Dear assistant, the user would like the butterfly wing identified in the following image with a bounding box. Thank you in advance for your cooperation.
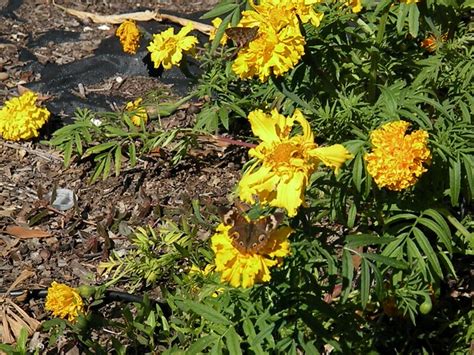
[220,208,283,254]
[225,26,259,48]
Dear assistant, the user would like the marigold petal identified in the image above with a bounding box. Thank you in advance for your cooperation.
[310,144,353,174]
[273,171,306,216]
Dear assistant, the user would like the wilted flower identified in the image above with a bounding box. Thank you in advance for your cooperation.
[365,120,431,191]
[125,98,148,126]
[45,282,84,322]
[238,109,353,217]
[0,91,50,141]
[116,20,141,54]
[147,23,198,70]
[211,223,292,288]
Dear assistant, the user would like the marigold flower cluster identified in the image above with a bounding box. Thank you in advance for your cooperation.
[365,120,431,191]
[0,91,50,141]
[116,20,141,55]
[211,223,292,288]
[147,23,198,70]
[45,282,84,322]
[232,0,323,82]
[125,98,148,126]
[210,109,352,288]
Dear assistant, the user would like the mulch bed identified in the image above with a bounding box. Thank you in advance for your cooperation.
[1,0,241,303]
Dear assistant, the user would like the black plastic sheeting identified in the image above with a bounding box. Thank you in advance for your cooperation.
[2,0,206,116]
[0,0,22,19]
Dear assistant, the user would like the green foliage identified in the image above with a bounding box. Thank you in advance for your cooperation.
[99,221,195,291]
[0,328,32,355]
[39,0,473,353]
[47,96,197,183]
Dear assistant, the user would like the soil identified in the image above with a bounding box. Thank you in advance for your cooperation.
[0,0,244,341]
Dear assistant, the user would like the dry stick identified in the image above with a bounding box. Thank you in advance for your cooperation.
[51,0,213,35]
[1,142,63,162]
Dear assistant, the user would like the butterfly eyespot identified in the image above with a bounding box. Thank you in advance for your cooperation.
[258,234,266,242]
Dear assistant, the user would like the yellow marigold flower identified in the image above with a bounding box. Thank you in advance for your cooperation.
[211,223,292,288]
[125,98,148,126]
[365,120,431,191]
[147,23,198,70]
[209,17,229,45]
[345,0,362,13]
[232,24,305,82]
[238,109,353,217]
[262,0,324,27]
[116,20,141,55]
[0,91,50,141]
[231,1,310,82]
[45,282,84,322]
[240,2,298,32]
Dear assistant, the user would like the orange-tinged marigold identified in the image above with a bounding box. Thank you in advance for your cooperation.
[0,91,50,141]
[45,281,84,322]
[365,120,431,191]
[116,20,141,54]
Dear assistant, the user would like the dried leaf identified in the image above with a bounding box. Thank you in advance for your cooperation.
[0,300,41,344]
[5,225,52,239]
[6,269,35,295]
[1,307,15,344]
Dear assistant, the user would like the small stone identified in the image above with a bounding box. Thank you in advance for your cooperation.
[0,72,8,81]
[57,259,68,267]
[39,249,51,261]
[30,251,43,265]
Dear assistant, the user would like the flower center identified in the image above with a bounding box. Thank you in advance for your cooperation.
[268,142,303,165]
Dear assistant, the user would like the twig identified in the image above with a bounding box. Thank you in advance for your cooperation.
[1,142,63,162]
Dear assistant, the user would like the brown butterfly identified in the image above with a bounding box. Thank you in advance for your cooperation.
[220,207,284,254]
[225,26,259,48]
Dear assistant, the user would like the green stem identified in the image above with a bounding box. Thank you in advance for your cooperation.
[368,9,390,103]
